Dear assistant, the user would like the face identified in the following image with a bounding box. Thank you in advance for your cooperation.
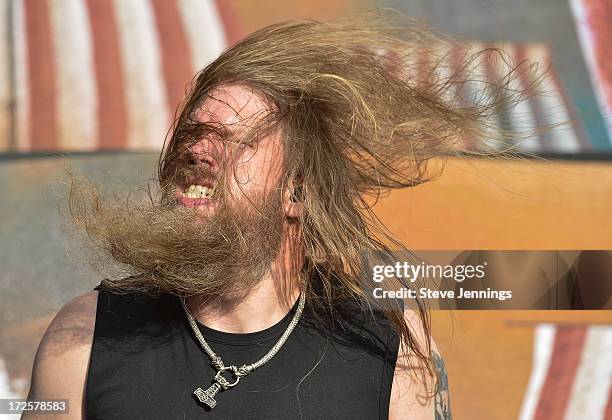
[169,83,285,217]
[68,83,295,297]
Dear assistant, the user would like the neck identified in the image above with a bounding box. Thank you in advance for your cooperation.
[186,221,303,334]
[186,274,301,334]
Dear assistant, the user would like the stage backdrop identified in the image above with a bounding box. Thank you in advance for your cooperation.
[0,1,611,419]
[0,0,610,154]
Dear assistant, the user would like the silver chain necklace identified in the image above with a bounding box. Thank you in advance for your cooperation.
[179,284,306,410]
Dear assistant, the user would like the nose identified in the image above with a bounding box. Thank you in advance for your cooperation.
[186,151,216,168]
[186,140,219,169]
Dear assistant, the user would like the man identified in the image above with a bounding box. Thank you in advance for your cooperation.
[25,12,518,419]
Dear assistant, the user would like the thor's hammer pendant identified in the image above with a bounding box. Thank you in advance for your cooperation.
[194,382,221,409]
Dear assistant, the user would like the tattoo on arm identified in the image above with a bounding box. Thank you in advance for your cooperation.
[433,352,452,420]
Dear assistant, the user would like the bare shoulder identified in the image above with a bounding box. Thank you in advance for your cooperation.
[24,290,99,419]
[388,307,452,420]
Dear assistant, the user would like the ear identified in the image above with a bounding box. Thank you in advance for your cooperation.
[284,183,303,219]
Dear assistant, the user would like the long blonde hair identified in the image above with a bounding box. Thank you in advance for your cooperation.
[156,10,538,392]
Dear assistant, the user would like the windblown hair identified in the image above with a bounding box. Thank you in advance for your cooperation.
[158,11,539,390]
[75,11,542,398]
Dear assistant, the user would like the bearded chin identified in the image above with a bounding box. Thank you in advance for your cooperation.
[70,180,285,298]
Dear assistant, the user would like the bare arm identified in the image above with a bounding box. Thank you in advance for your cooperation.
[388,308,452,420]
[23,291,98,420]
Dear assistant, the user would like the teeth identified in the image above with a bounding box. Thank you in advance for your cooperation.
[183,184,215,199]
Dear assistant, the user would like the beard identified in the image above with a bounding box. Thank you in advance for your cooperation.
[68,174,285,298]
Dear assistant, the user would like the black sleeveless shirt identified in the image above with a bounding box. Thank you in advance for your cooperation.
[85,280,402,419]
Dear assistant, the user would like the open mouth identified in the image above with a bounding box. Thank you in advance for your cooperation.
[181,184,216,199]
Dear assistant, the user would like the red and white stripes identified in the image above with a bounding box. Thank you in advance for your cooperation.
[519,324,612,420]
[0,2,592,153]
[4,0,233,152]
[388,40,587,153]
[50,0,97,151]
[113,0,170,150]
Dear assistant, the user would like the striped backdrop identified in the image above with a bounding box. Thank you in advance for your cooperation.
[397,41,590,154]
[570,0,612,147]
[519,324,612,420]
[0,0,241,152]
[0,0,593,153]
